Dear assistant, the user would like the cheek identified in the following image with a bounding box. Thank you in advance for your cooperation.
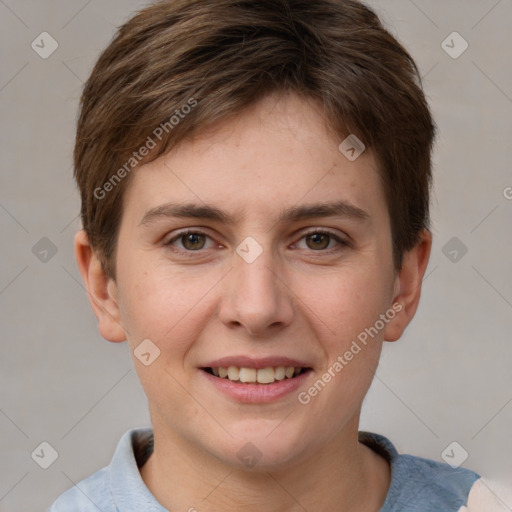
[295,269,388,416]
[298,265,391,349]
[117,258,220,354]
[117,262,219,406]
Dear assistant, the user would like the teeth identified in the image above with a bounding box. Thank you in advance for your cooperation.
[274,366,286,380]
[257,367,275,384]
[227,366,239,381]
[210,365,305,384]
[239,367,256,383]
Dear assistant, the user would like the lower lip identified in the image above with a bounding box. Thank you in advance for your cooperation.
[199,369,313,403]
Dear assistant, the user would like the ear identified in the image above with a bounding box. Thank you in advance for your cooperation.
[74,230,127,343]
[383,229,432,342]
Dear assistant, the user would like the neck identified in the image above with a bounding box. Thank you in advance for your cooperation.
[140,416,390,512]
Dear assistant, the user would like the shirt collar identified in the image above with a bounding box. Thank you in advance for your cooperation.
[109,428,401,511]
[109,428,167,511]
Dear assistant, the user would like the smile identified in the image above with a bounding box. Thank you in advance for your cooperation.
[202,366,310,384]
[199,364,313,403]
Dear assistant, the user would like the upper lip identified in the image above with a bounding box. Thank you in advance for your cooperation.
[202,356,313,370]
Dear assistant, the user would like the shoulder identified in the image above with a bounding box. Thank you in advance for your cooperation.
[360,432,481,512]
[46,466,114,512]
[389,452,480,509]
[46,428,155,512]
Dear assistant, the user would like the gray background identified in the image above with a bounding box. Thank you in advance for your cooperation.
[1,1,511,510]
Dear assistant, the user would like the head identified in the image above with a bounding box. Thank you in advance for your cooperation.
[75,0,434,470]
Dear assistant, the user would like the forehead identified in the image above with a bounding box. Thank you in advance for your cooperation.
[122,93,386,227]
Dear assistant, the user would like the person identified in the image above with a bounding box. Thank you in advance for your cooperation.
[47,0,506,510]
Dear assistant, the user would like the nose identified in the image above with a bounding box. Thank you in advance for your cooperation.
[218,243,294,336]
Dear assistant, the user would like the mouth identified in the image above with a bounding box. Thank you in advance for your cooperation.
[201,366,313,384]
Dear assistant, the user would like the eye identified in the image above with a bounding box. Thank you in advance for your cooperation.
[164,228,350,256]
[165,230,216,252]
[294,229,350,252]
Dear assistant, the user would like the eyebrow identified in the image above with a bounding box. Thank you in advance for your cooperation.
[138,200,370,227]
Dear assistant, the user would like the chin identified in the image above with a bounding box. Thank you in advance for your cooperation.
[211,421,314,471]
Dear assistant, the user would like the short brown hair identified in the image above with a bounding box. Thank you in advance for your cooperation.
[74,0,436,279]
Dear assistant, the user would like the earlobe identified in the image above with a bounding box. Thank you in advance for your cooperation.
[74,230,127,343]
[384,229,432,342]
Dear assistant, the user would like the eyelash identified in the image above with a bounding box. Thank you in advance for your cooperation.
[164,228,351,256]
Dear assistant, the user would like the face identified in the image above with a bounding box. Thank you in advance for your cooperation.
[95,93,410,470]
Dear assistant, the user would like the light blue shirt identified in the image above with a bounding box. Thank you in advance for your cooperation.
[47,428,481,511]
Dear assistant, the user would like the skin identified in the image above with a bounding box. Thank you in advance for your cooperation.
[75,92,431,512]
